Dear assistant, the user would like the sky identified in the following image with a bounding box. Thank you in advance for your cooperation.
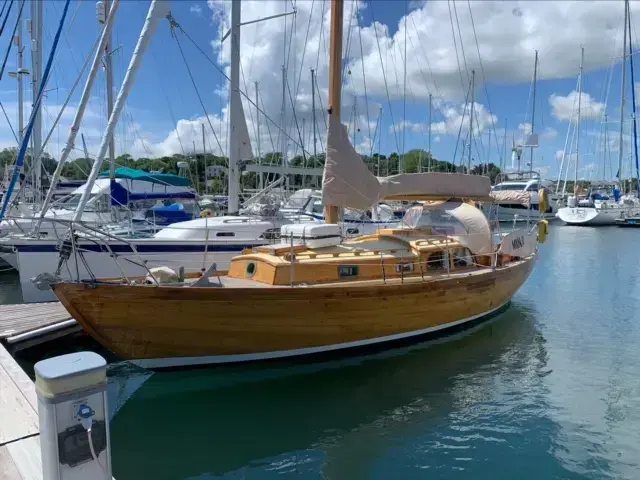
[1,0,640,182]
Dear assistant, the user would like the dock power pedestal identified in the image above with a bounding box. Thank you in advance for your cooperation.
[34,352,112,480]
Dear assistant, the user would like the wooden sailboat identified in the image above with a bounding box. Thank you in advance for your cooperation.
[50,0,543,369]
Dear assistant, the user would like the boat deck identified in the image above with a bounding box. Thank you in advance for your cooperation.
[0,303,79,350]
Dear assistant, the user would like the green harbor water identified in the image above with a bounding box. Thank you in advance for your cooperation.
[3,226,640,479]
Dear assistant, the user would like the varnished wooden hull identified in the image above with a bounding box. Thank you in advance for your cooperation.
[52,255,536,368]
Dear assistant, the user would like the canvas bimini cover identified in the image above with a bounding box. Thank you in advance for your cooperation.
[401,201,493,255]
[322,115,492,209]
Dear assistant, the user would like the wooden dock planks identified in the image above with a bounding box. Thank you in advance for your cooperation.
[0,343,42,480]
[0,302,74,340]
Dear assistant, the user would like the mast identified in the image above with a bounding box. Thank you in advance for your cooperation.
[627,0,640,194]
[501,118,507,172]
[428,92,432,172]
[227,0,241,213]
[530,50,538,175]
[324,0,344,224]
[202,123,207,192]
[575,46,584,189]
[104,0,116,181]
[11,8,27,143]
[604,113,609,179]
[379,107,383,176]
[30,0,43,203]
[34,0,120,233]
[73,0,170,221]
[468,69,475,172]
[255,80,262,189]
[311,69,317,174]
[619,0,628,188]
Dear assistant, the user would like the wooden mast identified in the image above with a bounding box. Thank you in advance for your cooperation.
[324,0,344,224]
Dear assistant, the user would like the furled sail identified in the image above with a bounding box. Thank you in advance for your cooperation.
[237,100,254,160]
[489,190,531,206]
[379,172,491,201]
[322,115,492,209]
[322,114,380,210]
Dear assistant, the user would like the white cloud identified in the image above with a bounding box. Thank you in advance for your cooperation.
[549,91,606,122]
[542,127,558,140]
[13,0,640,161]
[190,4,203,17]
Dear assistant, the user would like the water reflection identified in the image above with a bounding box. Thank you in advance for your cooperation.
[110,302,573,479]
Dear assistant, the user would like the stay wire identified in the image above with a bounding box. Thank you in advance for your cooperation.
[169,19,225,158]
[0,0,23,81]
[0,0,13,37]
[169,13,309,154]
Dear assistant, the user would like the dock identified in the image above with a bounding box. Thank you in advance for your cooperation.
[1,339,117,479]
[0,303,80,352]
[0,342,42,479]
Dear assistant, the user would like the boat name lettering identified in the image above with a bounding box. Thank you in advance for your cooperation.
[511,236,525,250]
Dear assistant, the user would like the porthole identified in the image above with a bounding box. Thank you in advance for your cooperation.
[246,262,257,277]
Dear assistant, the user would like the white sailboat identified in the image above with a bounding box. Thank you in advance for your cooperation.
[557,10,640,225]
[13,0,398,303]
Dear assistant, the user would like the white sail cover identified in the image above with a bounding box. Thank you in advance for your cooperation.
[322,115,491,209]
[379,173,491,200]
[446,202,493,255]
[322,115,380,210]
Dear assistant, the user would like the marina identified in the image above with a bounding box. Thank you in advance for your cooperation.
[2,0,640,478]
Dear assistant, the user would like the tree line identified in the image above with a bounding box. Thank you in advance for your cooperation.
[0,147,505,194]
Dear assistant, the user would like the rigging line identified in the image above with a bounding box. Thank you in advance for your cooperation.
[402,0,407,159]
[407,17,449,120]
[368,108,380,158]
[293,0,314,112]
[471,107,487,164]
[258,88,277,156]
[452,0,471,85]
[370,1,400,155]
[356,12,371,150]
[466,0,503,162]
[447,0,467,95]
[0,0,22,81]
[314,69,327,129]
[34,24,102,166]
[286,75,309,160]
[151,46,185,156]
[239,62,258,151]
[170,16,310,155]
[0,101,17,143]
[0,0,7,20]
[0,0,13,37]
[452,80,472,166]
[170,27,225,158]
[315,0,326,72]
[386,37,404,151]
[342,0,356,86]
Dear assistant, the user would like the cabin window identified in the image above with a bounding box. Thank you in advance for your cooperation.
[246,262,257,277]
[346,228,359,235]
[395,263,414,273]
[453,248,472,267]
[339,265,359,278]
[216,231,235,237]
[427,251,445,270]
[261,228,281,240]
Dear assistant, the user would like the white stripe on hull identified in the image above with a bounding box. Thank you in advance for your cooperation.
[131,302,510,369]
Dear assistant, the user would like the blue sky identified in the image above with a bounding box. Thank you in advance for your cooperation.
[0,0,637,182]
